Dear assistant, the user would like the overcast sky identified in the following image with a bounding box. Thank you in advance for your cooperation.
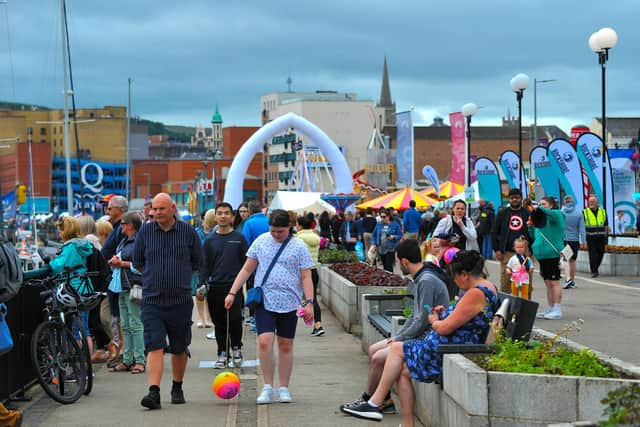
[1,0,637,134]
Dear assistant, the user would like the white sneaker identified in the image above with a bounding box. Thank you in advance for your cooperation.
[214,352,226,369]
[278,387,292,403]
[543,308,562,320]
[536,307,552,318]
[257,385,276,405]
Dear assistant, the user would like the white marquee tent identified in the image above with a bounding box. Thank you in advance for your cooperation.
[269,191,336,215]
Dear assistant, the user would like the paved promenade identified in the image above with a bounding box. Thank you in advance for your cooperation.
[14,262,640,426]
[17,304,414,427]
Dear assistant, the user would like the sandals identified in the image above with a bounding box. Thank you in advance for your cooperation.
[110,362,132,372]
[130,363,146,374]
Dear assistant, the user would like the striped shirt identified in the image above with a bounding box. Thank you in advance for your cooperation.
[133,219,201,306]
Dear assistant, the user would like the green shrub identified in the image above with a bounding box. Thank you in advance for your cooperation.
[600,384,640,426]
[319,248,359,264]
[484,339,614,377]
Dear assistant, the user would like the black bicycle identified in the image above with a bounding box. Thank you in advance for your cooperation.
[29,268,102,404]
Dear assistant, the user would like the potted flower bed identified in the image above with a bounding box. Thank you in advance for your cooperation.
[576,245,640,276]
[318,262,408,333]
[412,327,640,427]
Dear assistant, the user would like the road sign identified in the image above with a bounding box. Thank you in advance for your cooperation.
[19,197,51,214]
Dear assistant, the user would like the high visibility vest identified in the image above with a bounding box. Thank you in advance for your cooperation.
[583,208,606,227]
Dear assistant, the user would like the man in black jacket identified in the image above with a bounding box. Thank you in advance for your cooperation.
[475,200,495,260]
[491,188,532,295]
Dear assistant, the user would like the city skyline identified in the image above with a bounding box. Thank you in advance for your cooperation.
[0,0,637,134]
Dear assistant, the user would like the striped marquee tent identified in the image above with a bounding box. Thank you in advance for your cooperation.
[421,181,465,199]
[356,187,439,211]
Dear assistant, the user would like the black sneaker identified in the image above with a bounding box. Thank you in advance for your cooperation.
[381,398,397,414]
[311,327,325,337]
[591,272,599,278]
[341,400,383,421]
[171,388,186,404]
[563,279,576,289]
[141,390,161,410]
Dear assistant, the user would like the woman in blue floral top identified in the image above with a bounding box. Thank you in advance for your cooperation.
[341,250,499,426]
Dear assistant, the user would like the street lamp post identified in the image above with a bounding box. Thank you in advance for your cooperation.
[510,73,530,193]
[210,150,223,206]
[462,103,478,216]
[143,173,151,200]
[533,78,557,148]
[589,27,618,216]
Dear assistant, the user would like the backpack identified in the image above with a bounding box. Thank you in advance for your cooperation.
[0,240,23,303]
[85,245,111,293]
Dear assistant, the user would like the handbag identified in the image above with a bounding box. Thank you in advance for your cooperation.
[0,303,13,356]
[129,284,143,304]
[245,236,291,309]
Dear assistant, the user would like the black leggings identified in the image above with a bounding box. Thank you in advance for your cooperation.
[381,252,395,272]
[311,268,321,323]
[206,284,243,355]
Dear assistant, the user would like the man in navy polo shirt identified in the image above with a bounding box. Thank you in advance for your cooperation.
[134,193,202,410]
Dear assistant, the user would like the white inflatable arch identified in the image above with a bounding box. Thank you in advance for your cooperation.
[224,112,353,208]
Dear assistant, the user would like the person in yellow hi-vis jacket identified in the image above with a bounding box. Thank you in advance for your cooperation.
[582,196,608,278]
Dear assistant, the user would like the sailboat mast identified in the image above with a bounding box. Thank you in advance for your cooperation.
[61,0,72,214]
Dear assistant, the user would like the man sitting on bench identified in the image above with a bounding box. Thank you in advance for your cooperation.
[341,239,450,414]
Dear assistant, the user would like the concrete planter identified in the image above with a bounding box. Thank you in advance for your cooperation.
[412,329,640,427]
[576,250,640,276]
[318,265,402,333]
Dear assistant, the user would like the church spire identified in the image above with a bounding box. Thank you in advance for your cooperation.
[378,56,393,107]
[377,56,396,127]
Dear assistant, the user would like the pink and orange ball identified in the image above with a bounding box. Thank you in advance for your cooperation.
[213,371,240,399]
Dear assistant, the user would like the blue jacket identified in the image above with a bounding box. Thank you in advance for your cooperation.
[50,238,94,293]
[402,208,422,233]
[372,221,402,254]
[242,213,269,247]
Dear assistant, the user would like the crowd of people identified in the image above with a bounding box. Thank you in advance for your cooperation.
[32,188,636,424]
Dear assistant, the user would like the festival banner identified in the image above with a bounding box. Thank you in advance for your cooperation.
[575,132,615,222]
[473,157,502,212]
[547,139,585,212]
[499,150,528,198]
[449,112,465,185]
[395,111,413,186]
[530,146,561,201]
[607,148,638,231]
[422,165,440,197]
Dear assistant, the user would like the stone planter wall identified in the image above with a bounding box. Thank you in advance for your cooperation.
[576,250,640,276]
[410,330,640,427]
[318,265,402,333]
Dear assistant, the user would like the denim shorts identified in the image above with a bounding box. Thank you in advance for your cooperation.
[141,300,193,354]
[254,306,298,339]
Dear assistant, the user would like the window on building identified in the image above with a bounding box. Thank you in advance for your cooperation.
[40,127,46,136]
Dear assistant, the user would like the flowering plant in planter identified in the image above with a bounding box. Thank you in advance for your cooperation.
[330,262,409,287]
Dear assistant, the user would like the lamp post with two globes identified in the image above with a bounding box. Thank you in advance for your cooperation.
[510,73,530,194]
[589,27,618,216]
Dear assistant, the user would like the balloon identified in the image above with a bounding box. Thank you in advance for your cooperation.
[632,152,640,160]
[213,371,240,399]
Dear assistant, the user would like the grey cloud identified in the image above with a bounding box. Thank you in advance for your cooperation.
[0,0,637,132]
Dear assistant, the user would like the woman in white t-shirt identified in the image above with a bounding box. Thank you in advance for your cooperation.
[225,209,314,405]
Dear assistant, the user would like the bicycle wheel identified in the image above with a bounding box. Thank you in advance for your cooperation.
[31,320,87,404]
[71,316,93,395]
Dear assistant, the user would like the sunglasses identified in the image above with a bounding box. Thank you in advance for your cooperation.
[380,215,388,218]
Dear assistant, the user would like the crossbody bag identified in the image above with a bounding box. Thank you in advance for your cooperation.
[245,236,291,309]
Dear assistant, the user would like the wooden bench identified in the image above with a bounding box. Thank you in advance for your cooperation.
[438,291,538,355]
